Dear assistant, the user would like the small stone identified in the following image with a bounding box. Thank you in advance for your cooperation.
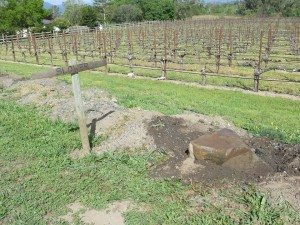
[288,157,300,172]
[127,72,135,78]
[157,76,166,80]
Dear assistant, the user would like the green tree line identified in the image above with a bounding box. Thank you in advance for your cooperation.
[237,0,300,17]
[0,0,299,34]
[0,0,48,34]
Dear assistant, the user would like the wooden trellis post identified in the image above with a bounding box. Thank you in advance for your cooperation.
[28,33,32,55]
[69,60,90,153]
[47,34,53,65]
[32,59,107,154]
[161,26,168,79]
[10,36,16,62]
[32,35,40,64]
[254,31,264,92]
[63,32,68,66]
[103,31,108,75]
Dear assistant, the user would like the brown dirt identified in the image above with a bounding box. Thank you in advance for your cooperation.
[247,137,300,175]
[147,116,300,184]
[60,201,132,225]
[260,175,300,211]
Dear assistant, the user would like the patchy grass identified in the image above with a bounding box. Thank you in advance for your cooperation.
[0,60,299,143]
[77,73,300,144]
[0,100,299,224]
[107,63,300,95]
[0,60,50,78]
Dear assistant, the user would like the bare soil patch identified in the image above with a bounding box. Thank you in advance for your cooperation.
[60,201,132,225]
[147,116,299,184]
[1,76,299,187]
[260,175,300,211]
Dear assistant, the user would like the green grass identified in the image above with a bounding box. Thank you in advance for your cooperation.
[0,100,299,224]
[108,64,300,95]
[0,60,299,143]
[77,73,300,144]
[0,60,50,78]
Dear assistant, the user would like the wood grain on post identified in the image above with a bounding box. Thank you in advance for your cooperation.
[69,60,91,154]
[31,60,107,80]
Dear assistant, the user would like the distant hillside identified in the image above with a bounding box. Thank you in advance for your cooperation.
[43,1,64,12]
[204,0,236,4]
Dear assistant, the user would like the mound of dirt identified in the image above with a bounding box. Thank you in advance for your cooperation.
[247,137,300,175]
[1,77,299,186]
[147,116,299,184]
[1,77,160,151]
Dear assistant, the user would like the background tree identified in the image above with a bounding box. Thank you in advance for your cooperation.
[136,0,175,21]
[93,0,110,23]
[237,0,300,17]
[111,4,143,23]
[52,17,71,30]
[175,0,205,19]
[51,5,60,19]
[63,0,84,25]
[0,0,48,34]
[80,5,98,27]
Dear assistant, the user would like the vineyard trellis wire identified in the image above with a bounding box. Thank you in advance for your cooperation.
[0,18,299,94]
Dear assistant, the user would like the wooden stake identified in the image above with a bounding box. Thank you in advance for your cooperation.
[11,36,16,61]
[70,60,91,154]
[32,35,39,64]
[47,34,53,65]
[162,26,168,79]
[28,33,32,55]
[63,32,68,66]
[254,31,263,92]
[103,31,108,75]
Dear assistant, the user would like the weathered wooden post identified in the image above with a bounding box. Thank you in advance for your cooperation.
[32,59,107,154]
[47,34,54,65]
[102,31,108,75]
[254,31,263,92]
[63,32,68,66]
[27,33,32,55]
[69,60,90,153]
[32,35,40,64]
[200,65,207,85]
[10,36,16,62]
[2,34,7,57]
[161,26,168,79]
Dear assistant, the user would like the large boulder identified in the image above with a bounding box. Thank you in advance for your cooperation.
[189,129,251,165]
[189,129,273,174]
